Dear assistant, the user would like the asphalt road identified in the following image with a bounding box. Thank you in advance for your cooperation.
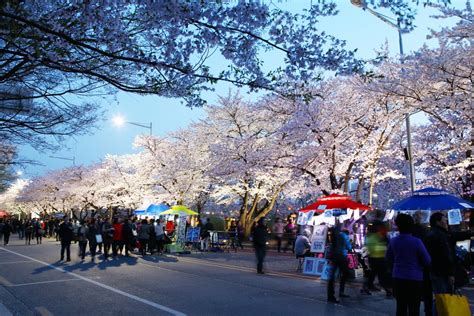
[0,236,473,316]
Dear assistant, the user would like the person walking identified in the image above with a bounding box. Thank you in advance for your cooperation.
[122,218,134,257]
[76,221,89,262]
[327,224,352,303]
[272,218,285,253]
[34,219,43,244]
[25,220,33,245]
[58,217,74,261]
[365,220,393,297]
[18,220,25,240]
[386,214,431,316]
[252,218,268,274]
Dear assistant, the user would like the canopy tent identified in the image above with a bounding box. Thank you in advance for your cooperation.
[0,210,9,217]
[160,205,198,216]
[145,203,170,215]
[299,194,371,213]
[390,187,474,211]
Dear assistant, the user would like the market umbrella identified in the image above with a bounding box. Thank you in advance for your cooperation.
[390,187,474,211]
[299,194,371,213]
[145,203,170,215]
[160,205,198,216]
[0,210,9,217]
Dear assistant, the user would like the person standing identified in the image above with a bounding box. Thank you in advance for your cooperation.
[137,219,151,256]
[284,217,297,253]
[273,218,285,253]
[25,220,33,245]
[18,220,25,240]
[3,220,12,246]
[327,224,352,303]
[58,217,74,261]
[76,221,89,262]
[86,218,99,262]
[112,218,123,258]
[122,218,134,257]
[386,214,431,316]
[200,218,214,252]
[101,218,114,260]
[252,218,268,274]
[34,219,42,244]
[155,218,165,255]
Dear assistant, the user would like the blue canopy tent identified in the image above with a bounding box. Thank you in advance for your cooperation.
[145,203,170,216]
[390,187,474,211]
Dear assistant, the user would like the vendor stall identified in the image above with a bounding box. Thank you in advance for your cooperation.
[160,205,198,253]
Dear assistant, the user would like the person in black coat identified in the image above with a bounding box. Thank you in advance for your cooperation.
[58,217,74,261]
[252,218,268,274]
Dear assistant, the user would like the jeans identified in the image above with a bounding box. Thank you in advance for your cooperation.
[78,240,88,259]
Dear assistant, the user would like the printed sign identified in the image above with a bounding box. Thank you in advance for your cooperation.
[310,225,328,253]
[186,227,200,242]
[331,209,347,217]
[297,211,315,225]
[448,209,462,225]
[176,214,187,244]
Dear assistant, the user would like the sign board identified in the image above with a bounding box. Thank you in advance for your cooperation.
[186,227,200,242]
[297,211,314,225]
[176,214,187,244]
[310,225,328,253]
[332,209,347,217]
[448,209,462,225]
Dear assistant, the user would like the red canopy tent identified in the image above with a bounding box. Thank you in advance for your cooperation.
[299,194,371,213]
[0,210,10,217]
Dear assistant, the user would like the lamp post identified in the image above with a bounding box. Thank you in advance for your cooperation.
[350,0,416,193]
[49,155,75,166]
[112,114,153,135]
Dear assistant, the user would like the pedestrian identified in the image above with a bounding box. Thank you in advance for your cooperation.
[386,213,431,316]
[364,220,393,297]
[154,218,165,255]
[148,219,156,254]
[122,218,134,257]
[283,217,297,253]
[86,218,100,262]
[58,217,74,261]
[412,211,432,316]
[236,220,244,250]
[34,219,43,244]
[3,220,12,245]
[294,228,312,257]
[327,224,352,303]
[272,218,285,253]
[425,212,474,295]
[101,217,114,260]
[112,218,123,258]
[76,221,89,262]
[25,220,33,245]
[200,218,214,252]
[18,220,25,240]
[252,218,268,274]
[137,219,150,256]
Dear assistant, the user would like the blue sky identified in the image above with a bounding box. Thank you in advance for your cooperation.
[18,1,463,178]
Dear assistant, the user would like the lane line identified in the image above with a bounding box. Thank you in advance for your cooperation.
[0,260,34,265]
[10,278,82,287]
[34,306,53,316]
[0,247,186,316]
[0,275,13,286]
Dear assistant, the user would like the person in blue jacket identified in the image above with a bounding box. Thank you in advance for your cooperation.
[327,223,352,303]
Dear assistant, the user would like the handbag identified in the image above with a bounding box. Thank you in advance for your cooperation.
[435,292,471,316]
[95,234,103,243]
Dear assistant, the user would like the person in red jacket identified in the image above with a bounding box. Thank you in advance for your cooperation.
[112,218,124,258]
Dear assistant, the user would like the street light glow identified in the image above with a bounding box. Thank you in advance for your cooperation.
[112,114,126,127]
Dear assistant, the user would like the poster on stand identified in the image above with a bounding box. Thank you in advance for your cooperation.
[310,225,328,253]
[176,214,187,244]
[297,211,314,226]
[448,209,462,225]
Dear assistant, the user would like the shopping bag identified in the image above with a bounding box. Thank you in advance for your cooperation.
[435,293,471,316]
[95,234,103,243]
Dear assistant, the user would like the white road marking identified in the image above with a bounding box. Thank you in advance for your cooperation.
[0,275,13,286]
[10,278,82,287]
[34,306,53,316]
[0,247,186,316]
[0,260,33,265]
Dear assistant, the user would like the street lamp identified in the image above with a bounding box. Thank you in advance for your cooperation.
[112,114,153,135]
[350,0,416,193]
[49,155,75,166]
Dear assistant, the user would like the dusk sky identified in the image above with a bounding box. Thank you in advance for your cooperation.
[18,1,462,178]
